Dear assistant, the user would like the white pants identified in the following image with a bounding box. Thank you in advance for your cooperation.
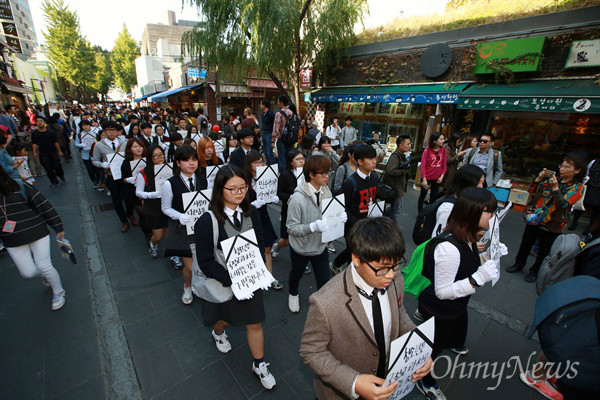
[6,235,64,294]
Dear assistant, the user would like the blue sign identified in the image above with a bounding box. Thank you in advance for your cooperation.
[200,69,207,79]
[188,68,200,78]
[311,92,459,104]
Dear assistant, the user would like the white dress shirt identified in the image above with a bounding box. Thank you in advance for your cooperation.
[356,168,370,180]
[433,241,477,300]
[161,173,197,220]
[326,125,340,146]
[224,205,243,225]
[432,201,455,238]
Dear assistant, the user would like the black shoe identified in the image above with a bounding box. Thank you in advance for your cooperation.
[59,176,66,182]
[525,271,538,283]
[505,264,524,273]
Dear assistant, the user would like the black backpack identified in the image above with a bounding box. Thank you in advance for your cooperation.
[279,110,300,147]
[412,196,456,246]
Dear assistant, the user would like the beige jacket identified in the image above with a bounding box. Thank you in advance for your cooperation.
[300,267,416,399]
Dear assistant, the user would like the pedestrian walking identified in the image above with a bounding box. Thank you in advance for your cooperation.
[32,116,65,187]
[272,95,294,171]
[418,132,446,211]
[463,133,503,188]
[506,151,586,282]
[0,168,67,310]
[161,145,208,304]
[340,116,357,149]
[139,122,158,148]
[382,134,412,225]
[325,117,341,151]
[260,100,276,165]
[312,136,341,184]
[193,164,277,390]
[120,138,146,228]
[441,133,466,194]
[74,119,99,187]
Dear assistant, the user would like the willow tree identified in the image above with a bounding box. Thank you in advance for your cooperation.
[181,0,367,107]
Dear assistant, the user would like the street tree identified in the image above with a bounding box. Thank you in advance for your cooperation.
[181,0,367,107]
[111,25,139,93]
[92,47,113,100]
[41,0,97,100]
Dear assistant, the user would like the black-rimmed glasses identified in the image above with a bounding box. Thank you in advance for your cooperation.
[365,257,408,276]
[224,185,249,194]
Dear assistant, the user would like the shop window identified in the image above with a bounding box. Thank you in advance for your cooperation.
[364,102,377,115]
[378,103,393,115]
[361,121,387,142]
[406,104,424,119]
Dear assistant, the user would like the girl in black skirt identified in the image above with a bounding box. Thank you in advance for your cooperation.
[272,149,305,258]
[136,145,169,258]
[244,150,282,290]
[121,138,146,229]
[161,145,208,305]
[194,165,276,390]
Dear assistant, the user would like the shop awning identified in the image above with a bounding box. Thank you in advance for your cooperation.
[458,79,600,114]
[309,83,469,104]
[1,82,34,95]
[148,83,204,103]
[133,93,152,103]
[244,79,287,90]
[210,84,265,98]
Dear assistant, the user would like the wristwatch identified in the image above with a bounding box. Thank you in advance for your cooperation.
[469,276,480,288]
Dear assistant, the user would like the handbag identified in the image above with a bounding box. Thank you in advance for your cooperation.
[376,181,397,203]
[190,211,234,303]
[523,194,551,226]
[573,184,587,212]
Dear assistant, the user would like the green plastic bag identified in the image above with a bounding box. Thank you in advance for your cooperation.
[402,240,432,299]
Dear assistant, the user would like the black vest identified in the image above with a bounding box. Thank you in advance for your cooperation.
[419,233,480,319]
[168,172,208,213]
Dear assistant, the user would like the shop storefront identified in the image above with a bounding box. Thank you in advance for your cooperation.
[457,79,600,182]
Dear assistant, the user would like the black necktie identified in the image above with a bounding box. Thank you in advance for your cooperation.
[372,289,387,379]
[188,178,195,191]
[315,192,320,206]
[233,211,241,229]
[111,142,116,151]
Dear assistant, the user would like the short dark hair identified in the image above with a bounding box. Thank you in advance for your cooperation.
[564,150,588,182]
[173,145,199,175]
[127,115,139,123]
[210,164,251,224]
[243,150,263,183]
[445,187,497,243]
[317,136,331,149]
[35,116,47,123]
[353,144,376,162]
[5,104,15,111]
[261,100,271,108]
[397,134,410,145]
[101,121,120,131]
[79,119,92,127]
[428,132,443,149]
[140,122,152,130]
[286,148,304,171]
[300,134,316,151]
[304,154,331,182]
[170,132,183,142]
[479,133,495,141]
[349,217,405,264]
[151,115,161,122]
[448,164,485,196]
[278,95,290,106]
[345,116,352,122]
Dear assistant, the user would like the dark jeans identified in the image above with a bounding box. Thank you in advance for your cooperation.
[417,180,441,211]
[418,307,468,387]
[39,154,64,184]
[288,247,330,296]
[105,176,128,223]
[82,158,96,183]
[262,132,276,165]
[514,225,559,274]
[276,140,288,171]
[333,222,354,270]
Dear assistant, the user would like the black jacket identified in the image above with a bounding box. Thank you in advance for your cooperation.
[228,147,248,169]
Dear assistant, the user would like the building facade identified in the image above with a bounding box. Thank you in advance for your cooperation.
[0,0,38,57]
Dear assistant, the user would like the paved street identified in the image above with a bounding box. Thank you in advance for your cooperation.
[0,155,562,400]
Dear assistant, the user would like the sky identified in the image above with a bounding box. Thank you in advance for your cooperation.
[29,0,448,51]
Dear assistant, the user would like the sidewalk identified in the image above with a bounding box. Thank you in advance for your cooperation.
[1,157,556,400]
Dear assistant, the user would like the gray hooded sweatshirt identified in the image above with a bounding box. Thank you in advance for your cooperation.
[286,179,332,256]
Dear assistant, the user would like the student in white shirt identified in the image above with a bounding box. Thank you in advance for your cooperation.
[325,117,341,150]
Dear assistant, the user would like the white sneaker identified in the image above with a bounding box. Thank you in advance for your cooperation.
[271,280,283,290]
[252,361,276,390]
[288,294,300,313]
[182,286,193,305]
[270,245,279,258]
[416,380,447,400]
[52,290,66,311]
[211,330,232,353]
[149,241,159,258]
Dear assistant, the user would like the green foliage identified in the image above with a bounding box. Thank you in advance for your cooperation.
[111,25,139,93]
[357,0,595,45]
[41,0,96,94]
[92,49,113,95]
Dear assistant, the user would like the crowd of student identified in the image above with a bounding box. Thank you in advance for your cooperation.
[0,98,598,400]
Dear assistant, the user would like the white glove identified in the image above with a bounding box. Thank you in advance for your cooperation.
[125,177,135,184]
[310,220,329,233]
[270,195,280,204]
[147,191,161,199]
[251,199,266,209]
[101,162,110,169]
[498,243,508,257]
[471,260,499,286]
[178,214,193,225]
[340,212,348,223]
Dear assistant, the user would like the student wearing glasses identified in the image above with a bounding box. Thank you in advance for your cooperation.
[194,165,277,391]
[463,133,503,189]
[300,217,432,400]
[286,154,347,313]
[416,187,500,400]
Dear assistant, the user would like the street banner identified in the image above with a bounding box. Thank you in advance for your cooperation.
[130,159,146,179]
[182,189,213,235]
[206,165,223,189]
[220,229,275,300]
[321,194,345,243]
[255,164,279,203]
[368,200,385,218]
[385,317,435,400]
[154,163,173,190]
[107,152,125,180]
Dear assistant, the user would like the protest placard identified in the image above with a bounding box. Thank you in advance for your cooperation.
[255,164,279,203]
[368,200,385,218]
[154,163,173,190]
[190,132,202,144]
[15,156,33,182]
[107,151,126,180]
[220,229,275,300]
[480,202,512,286]
[384,317,435,400]
[206,165,223,189]
[321,194,345,243]
[182,189,213,235]
[214,138,225,156]
[80,132,96,149]
[130,159,146,178]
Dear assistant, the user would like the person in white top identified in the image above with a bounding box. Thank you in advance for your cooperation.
[325,117,341,150]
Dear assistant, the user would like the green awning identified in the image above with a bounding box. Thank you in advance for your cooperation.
[458,79,600,114]
[310,83,469,104]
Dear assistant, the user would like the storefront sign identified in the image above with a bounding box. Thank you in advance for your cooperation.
[421,43,452,78]
[565,40,600,68]
[0,0,13,20]
[473,36,545,74]
[2,21,21,53]
[300,68,312,90]
[188,68,200,78]
[311,92,459,104]
[459,96,600,114]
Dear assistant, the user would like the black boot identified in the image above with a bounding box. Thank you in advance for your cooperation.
[505,263,524,273]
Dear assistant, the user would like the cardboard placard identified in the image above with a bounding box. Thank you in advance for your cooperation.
[182,189,213,235]
[368,200,385,218]
[221,229,275,300]
[214,138,225,155]
[80,131,96,149]
[130,159,146,179]
[206,165,223,189]
[321,194,345,243]
[14,156,33,182]
[255,164,279,203]
[154,163,173,190]
[107,151,126,180]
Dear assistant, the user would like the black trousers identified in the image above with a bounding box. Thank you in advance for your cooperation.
[418,180,441,211]
[105,176,128,223]
[514,225,559,274]
[288,247,330,296]
[39,154,64,184]
[418,307,468,387]
[333,221,355,270]
[82,158,96,183]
